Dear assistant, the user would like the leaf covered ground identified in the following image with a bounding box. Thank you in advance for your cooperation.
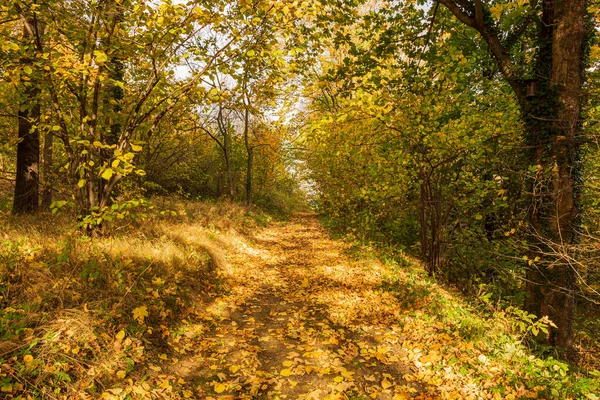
[1,204,598,399]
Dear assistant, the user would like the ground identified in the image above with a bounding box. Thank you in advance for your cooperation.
[166,213,420,399]
[2,206,594,399]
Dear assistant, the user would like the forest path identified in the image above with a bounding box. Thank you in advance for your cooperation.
[163,213,431,399]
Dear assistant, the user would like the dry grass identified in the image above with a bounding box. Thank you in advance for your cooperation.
[0,198,268,399]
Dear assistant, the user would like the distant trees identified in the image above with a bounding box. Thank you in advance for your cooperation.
[1,0,301,222]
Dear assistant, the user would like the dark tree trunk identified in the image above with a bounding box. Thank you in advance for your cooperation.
[243,104,253,208]
[13,92,40,214]
[13,18,42,215]
[225,144,234,200]
[41,131,53,209]
[98,8,124,209]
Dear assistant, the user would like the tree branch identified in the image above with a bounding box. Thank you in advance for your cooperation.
[437,0,525,103]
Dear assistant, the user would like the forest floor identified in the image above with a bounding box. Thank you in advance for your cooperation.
[1,203,598,399]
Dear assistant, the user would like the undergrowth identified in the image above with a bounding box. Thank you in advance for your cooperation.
[323,218,600,399]
[0,199,271,399]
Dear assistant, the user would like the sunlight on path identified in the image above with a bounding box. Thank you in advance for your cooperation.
[161,213,429,399]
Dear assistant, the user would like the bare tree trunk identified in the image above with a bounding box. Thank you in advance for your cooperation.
[243,102,253,208]
[225,144,234,200]
[13,17,42,215]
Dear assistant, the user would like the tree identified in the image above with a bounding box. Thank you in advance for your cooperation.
[435,0,589,352]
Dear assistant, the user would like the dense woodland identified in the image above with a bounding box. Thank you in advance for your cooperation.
[1,0,600,398]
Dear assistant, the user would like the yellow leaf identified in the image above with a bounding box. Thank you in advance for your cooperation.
[133,385,149,396]
[334,376,343,383]
[111,159,120,168]
[116,330,125,341]
[381,379,392,389]
[72,346,80,354]
[159,379,170,390]
[214,383,226,393]
[116,370,126,379]
[94,50,108,64]
[183,389,193,398]
[229,365,240,373]
[282,360,293,367]
[78,179,86,188]
[23,355,33,365]
[101,168,114,180]
[130,144,143,152]
[301,277,309,288]
[280,369,293,377]
[132,305,148,323]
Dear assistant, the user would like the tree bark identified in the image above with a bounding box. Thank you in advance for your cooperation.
[13,17,42,215]
[524,0,585,351]
[41,131,53,209]
[243,100,253,208]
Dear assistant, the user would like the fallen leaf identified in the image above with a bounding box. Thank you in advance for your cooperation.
[214,383,227,393]
[133,305,148,324]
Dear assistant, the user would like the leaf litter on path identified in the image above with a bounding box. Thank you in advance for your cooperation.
[116,213,548,399]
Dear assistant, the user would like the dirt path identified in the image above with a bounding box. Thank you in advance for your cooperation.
[164,213,426,399]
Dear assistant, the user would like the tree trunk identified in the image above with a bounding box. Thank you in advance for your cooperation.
[41,131,53,209]
[225,146,234,200]
[523,0,585,351]
[13,18,42,215]
[244,104,253,208]
[246,146,253,207]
